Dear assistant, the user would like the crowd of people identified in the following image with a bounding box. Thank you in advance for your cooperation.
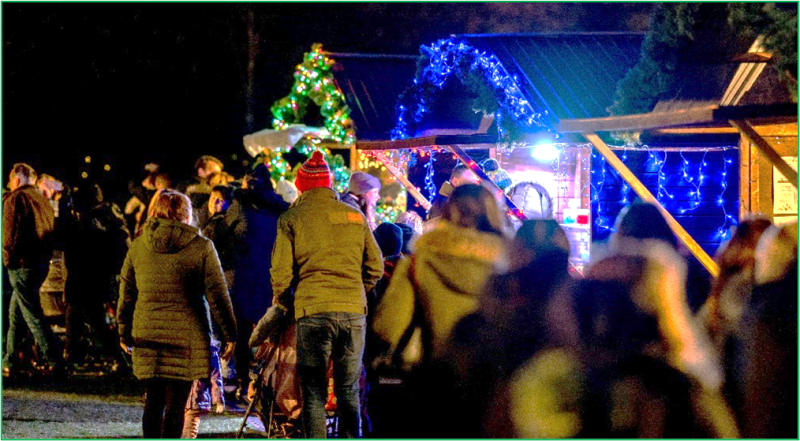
[1,151,796,439]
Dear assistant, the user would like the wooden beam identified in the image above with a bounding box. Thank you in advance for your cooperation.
[583,132,720,278]
[559,107,717,133]
[730,120,798,189]
[356,134,496,151]
[651,123,798,136]
[368,151,431,211]
[446,144,528,222]
[316,141,353,150]
[740,138,752,218]
[558,104,797,134]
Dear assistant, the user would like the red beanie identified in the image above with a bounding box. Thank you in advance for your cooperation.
[295,150,332,193]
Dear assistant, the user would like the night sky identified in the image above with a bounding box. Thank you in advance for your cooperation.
[3,3,654,203]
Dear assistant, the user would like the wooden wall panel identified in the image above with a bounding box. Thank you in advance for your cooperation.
[740,122,798,220]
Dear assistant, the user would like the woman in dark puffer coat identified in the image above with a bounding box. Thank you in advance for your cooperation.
[117,190,237,439]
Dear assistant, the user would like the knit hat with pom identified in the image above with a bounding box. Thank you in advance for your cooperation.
[295,150,332,193]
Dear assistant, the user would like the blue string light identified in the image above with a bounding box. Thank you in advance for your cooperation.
[423,152,437,199]
[656,151,674,201]
[715,150,737,241]
[592,146,738,248]
[619,147,628,204]
[591,152,613,232]
[678,149,704,214]
[391,38,549,140]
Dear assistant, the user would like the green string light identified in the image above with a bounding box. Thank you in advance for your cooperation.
[267,43,404,223]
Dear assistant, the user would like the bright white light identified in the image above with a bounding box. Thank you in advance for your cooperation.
[531,144,560,161]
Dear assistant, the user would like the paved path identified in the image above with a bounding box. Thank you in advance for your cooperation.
[2,376,254,438]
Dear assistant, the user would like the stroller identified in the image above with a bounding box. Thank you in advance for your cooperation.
[236,305,349,438]
[236,305,302,439]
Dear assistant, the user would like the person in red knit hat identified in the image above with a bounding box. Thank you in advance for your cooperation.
[272,150,383,438]
[294,150,332,193]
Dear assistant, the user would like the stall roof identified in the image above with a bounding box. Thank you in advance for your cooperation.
[556,103,798,133]
[456,32,645,124]
[327,52,419,141]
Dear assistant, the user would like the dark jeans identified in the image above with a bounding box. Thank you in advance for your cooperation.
[142,379,193,438]
[4,265,56,368]
[297,312,366,439]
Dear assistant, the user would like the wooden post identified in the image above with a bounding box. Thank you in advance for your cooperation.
[349,144,359,171]
[730,120,798,188]
[583,132,720,278]
[369,151,431,211]
[446,144,527,222]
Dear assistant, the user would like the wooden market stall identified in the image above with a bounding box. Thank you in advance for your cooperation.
[356,32,797,275]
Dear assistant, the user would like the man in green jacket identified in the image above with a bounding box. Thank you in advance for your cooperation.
[271,151,383,438]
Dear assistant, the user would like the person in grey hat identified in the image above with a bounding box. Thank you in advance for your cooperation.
[340,171,382,231]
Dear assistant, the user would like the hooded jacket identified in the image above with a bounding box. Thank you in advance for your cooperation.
[2,185,55,269]
[217,184,289,324]
[117,217,237,381]
[372,220,507,362]
[271,187,383,320]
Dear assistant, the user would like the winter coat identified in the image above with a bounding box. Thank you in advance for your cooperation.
[271,187,383,320]
[734,223,797,438]
[372,221,507,362]
[64,203,130,279]
[437,261,579,438]
[201,212,232,270]
[489,240,737,439]
[2,185,55,269]
[117,217,237,381]
[217,185,289,324]
[63,203,130,303]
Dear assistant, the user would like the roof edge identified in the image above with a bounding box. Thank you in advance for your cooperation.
[322,51,420,60]
[454,31,646,38]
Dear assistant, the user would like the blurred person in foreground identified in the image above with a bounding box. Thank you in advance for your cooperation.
[733,222,797,438]
[489,237,738,437]
[444,220,579,437]
[117,189,237,438]
[271,151,383,438]
[695,218,772,420]
[371,184,508,437]
[613,201,712,312]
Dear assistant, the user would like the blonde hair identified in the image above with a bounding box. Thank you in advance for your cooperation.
[36,173,56,186]
[395,210,424,235]
[443,184,507,236]
[148,189,192,224]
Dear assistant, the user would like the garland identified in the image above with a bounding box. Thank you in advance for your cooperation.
[267,44,405,223]
[391,38,550,141]
[271,43,356,144]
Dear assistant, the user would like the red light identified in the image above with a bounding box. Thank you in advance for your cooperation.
[577,214,589,224]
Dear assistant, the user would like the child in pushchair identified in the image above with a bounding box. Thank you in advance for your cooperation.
[238,304,302,439]
[241,303,370,439]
